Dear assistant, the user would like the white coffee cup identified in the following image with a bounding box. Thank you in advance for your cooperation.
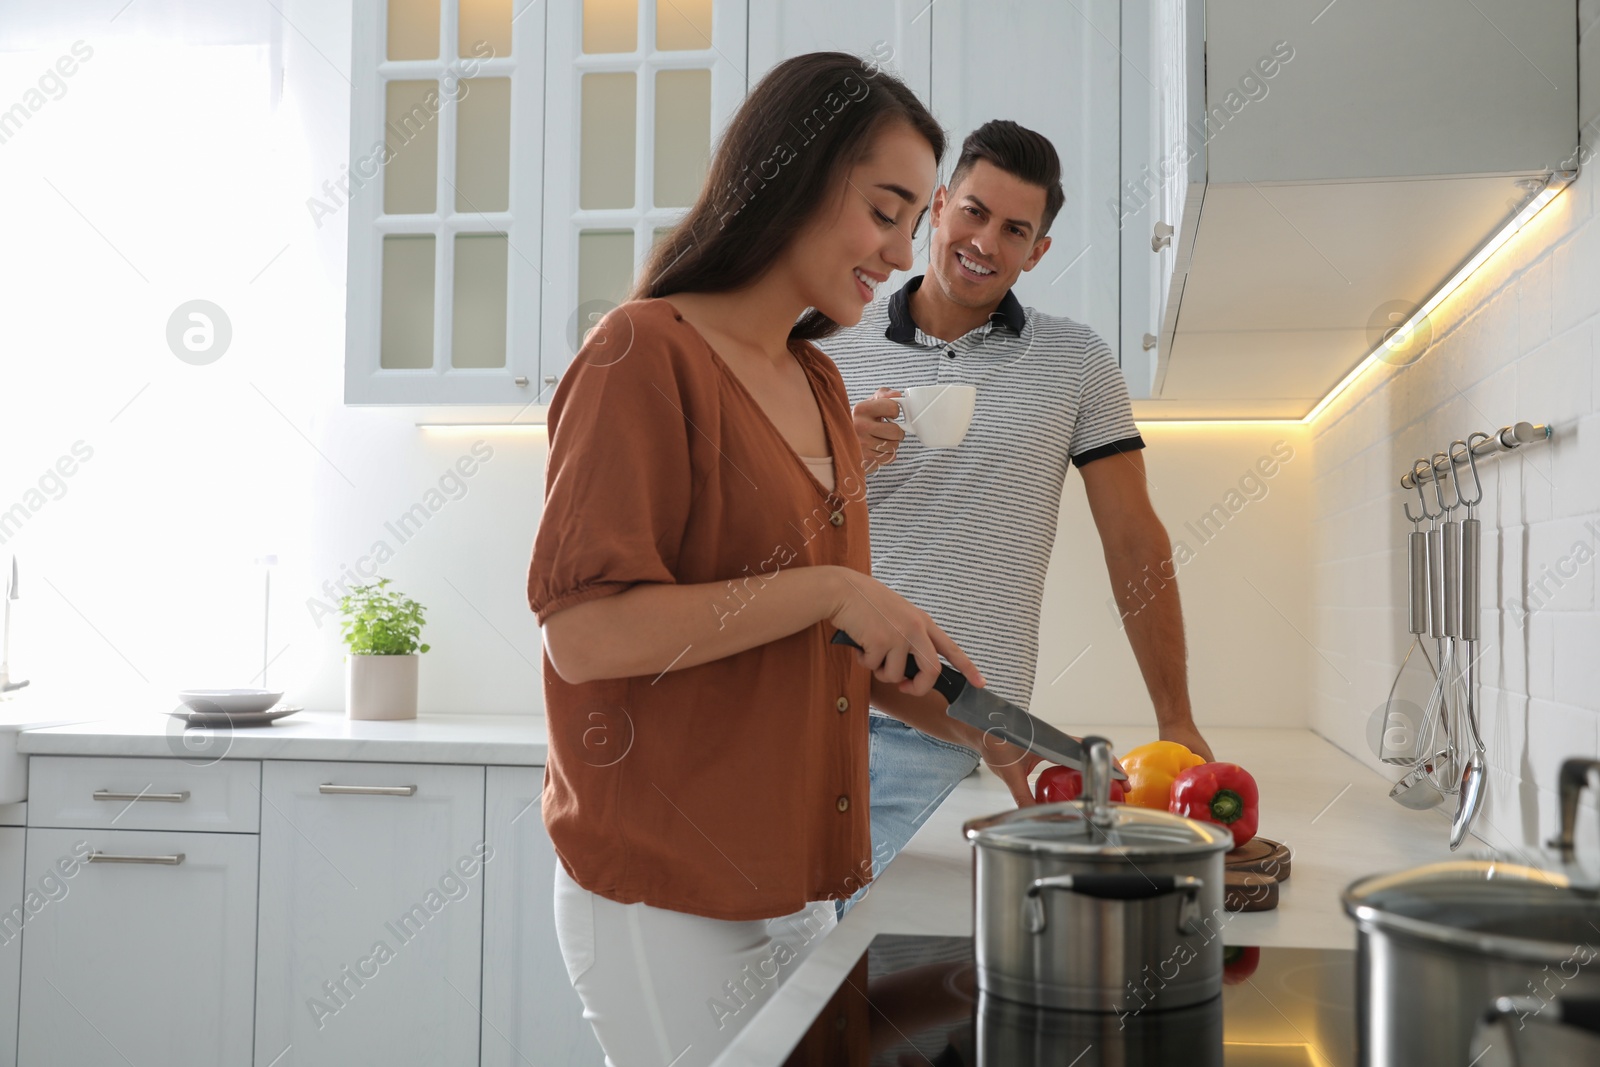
[898,384,977,448]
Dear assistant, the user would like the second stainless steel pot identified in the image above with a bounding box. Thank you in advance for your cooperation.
[964,737,1233,1013]
[1345,759,1600,1066]
[1343,859,1600,1066]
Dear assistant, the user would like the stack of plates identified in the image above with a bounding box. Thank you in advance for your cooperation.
[172,689,303,727]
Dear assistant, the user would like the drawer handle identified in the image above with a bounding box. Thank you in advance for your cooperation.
[87,851,185,865]
[93,790,191,803]
[319,783,418,796]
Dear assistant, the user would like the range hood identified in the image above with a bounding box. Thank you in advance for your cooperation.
[1137,0,1577,421]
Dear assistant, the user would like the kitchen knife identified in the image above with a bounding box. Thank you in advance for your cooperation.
[831,631,1126,779]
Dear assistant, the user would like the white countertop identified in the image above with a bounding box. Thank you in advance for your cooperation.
[712,725,1486,1067]
[15,708,548,765]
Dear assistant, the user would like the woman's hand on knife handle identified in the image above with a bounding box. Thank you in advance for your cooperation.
[826,571,984,699]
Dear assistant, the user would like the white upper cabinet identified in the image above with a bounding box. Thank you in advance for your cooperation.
[341,0,1574,413]
[346,0,546,404]
[1134,0,1576,419]
[746,1,932,287]
[1120,0,1203,399]
[929,0,1122,366]
[747,0,930,95]
[538,0,747,392]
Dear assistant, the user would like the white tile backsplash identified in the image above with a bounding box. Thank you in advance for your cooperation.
[1310,31,1600,852]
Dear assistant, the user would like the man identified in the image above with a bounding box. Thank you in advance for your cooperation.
[821,120,1213,912]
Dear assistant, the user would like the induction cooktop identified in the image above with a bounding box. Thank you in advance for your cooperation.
[780,934,1356,1066]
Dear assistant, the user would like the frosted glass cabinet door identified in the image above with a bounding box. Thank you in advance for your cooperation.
[345,0,546,403]
[253,762,487,1067]
[16,828,259,1067]
[480,766,604,1066]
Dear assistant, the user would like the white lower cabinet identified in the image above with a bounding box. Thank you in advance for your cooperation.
[253,761,487,1067]
[0,828,26,1067]
[4,753,591,1067]
[16,827,259,1066]
[481,766,602,1066]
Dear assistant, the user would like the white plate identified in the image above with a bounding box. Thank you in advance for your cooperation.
[178,689,284,715]
[168,705,303,727]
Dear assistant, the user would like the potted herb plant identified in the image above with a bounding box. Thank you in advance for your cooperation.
[339,578,430,720]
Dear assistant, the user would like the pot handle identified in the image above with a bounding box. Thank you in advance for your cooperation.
[1473,996,1600,1066]
[1024,873,1205,935]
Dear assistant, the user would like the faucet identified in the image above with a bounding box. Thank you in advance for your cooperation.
[0,556,27,696]
[1547,757,1600,885]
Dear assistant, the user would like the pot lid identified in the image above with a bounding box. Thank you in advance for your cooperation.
[1343,860,1600,963]
[963,800,1233,859]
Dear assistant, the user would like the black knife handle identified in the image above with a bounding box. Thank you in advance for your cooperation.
[830,630,968,704]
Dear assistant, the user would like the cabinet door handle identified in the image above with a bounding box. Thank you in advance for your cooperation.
[87,851,185,865]
[93,789,190,803]
[1151,221,1174,251]
[319,783,418,796]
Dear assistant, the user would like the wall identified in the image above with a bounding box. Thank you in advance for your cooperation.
[0,2,545,716]
[1308,1,1600,856]
[1033,424,1311,734]
[0,2,1312,727]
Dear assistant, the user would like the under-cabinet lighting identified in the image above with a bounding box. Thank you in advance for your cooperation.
[416,423,548,434]
[1137,419,1303,429]
[1138,172,1573,427]
[1298,173,1571,425]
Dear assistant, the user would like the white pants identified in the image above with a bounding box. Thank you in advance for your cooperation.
[553,865,838,1067]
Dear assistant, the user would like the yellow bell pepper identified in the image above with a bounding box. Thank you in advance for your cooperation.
[1120,741,1205,809]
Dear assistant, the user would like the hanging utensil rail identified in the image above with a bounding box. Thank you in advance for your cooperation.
[1398,422,1550,489]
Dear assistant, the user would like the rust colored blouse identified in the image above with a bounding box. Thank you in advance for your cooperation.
[527,298,874,921]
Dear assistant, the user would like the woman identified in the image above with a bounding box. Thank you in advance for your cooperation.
[527,52,981,1067]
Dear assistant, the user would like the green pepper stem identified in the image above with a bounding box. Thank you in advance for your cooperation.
[1210,789,1244,824]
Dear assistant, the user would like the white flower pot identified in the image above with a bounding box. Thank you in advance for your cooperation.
[346,653,419,720]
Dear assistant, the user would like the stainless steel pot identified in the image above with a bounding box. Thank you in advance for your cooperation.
[1343,758,1600,1066]
[964,737,1233,1013]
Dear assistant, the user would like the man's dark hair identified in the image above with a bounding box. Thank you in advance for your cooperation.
[948,120,1065,239]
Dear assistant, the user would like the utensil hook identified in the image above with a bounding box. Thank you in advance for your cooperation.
[1405,459,1435,524]
[1456,433,1487,511]
[1430,451,1458,514]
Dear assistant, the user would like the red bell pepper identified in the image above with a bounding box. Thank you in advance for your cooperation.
[1169,762,1260,848]
[1034,765,1127,805]
[1222,945,1260,984]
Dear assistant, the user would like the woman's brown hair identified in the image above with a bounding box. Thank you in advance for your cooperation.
[631,51,945,342]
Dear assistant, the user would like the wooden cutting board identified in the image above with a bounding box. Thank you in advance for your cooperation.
[1223,837,1291,912]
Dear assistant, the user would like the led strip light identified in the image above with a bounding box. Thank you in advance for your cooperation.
[1141,171,1575,429]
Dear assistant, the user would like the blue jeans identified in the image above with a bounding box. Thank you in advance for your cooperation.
[837,715,980,919]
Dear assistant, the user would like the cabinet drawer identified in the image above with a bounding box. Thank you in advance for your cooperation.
[27,756,261,833]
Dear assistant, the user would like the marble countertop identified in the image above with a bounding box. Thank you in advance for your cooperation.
[712,725,1486,1067]
[15,708,548,765]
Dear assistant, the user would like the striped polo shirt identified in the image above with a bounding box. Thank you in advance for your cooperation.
[818,275,1144,712]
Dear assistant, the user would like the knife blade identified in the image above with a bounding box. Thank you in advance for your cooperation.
[830,631,1126,779]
